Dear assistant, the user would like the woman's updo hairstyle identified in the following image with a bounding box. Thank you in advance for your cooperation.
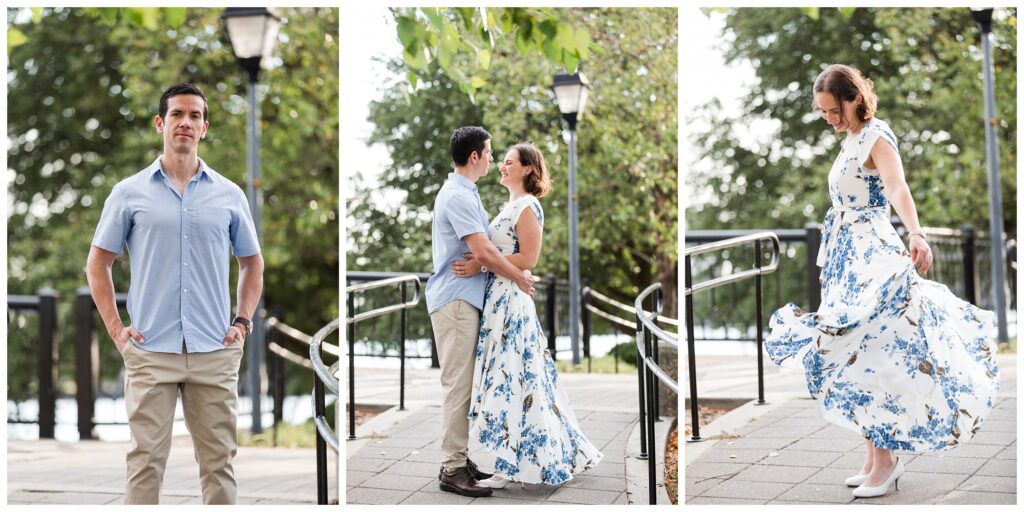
[511,142,552,198]
[813,64,878,122]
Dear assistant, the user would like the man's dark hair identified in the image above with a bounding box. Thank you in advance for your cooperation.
[159,83,209,121]
[450,126,491,166]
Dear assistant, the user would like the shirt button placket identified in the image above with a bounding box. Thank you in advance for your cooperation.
[182,198,190,349]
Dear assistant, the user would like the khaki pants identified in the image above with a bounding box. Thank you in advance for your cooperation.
[120,341,243,504]
[429,300,480,471]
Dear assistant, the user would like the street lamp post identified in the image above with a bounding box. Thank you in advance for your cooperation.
[970,8,1010,345]
[222,7,281,435]
[551,72,591,365]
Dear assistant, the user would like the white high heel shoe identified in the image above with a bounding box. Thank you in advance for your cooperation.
[477,476,511,489]
[852,457,904,498]
[844,473,869,487]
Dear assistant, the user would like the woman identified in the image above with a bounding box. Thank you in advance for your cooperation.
[452,143,603,487]
[764,64,1000,498]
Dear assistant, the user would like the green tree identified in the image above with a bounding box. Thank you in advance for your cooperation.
[7,7,338,400]
[687,7,1016,342]
[350,8,678,327]
[392,7,598,101]
[691,7,1016,234]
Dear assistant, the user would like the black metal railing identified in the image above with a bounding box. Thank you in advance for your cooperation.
[73,287,129,440]
[684,232,781,442]
[347,271,607,365]
[634,282,679,505]
[584,287,678,375]
[345,274,422,441]
[7,289,59,438]
[687,224,1015,346]
[310,317,341,505]
[263,316,341,447]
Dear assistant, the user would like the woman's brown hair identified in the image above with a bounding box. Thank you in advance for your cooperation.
[510,143,552,198]
[812,64,878,122]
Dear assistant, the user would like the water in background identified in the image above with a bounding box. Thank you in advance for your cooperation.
[350,333,633,369]
[7,395,323,443]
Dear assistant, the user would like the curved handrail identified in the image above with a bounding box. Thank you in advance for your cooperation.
[633,281,679,505]
[588,287,679,327]
[635,283,679,353]
[310,362,341,453]
[684,231,780,296]
[266,316,341,359]
[345,275,421,324]
[310,317,340,455]
[310,318,340,396]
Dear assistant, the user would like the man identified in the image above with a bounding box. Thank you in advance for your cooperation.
[85,83,263,505]
[426,126,536,497]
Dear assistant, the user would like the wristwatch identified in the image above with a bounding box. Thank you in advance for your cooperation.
[232,316,252,336]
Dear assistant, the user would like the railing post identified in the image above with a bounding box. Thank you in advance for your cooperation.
[271,328,284,431]
[546,274,558,360]
[685,255,701,441]
[347,292,357,440]
[399,281,407,411]
[754,240,767,405]
[581,286,591,373]
[314,375,328,505]
[962,224,979,305]
[651,288,661,422]
[635,313,648,459]
[74,287,97,441]
[644,319,658,505]
[805,223,822,311]
[37,288,58,439]
[429,329,440,369]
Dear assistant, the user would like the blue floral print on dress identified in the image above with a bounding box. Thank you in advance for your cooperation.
[468,195,603,484]
[764,119,1000,453]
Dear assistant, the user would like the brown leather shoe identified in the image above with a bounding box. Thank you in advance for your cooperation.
[439,466,493,497]
[466,458,494,481]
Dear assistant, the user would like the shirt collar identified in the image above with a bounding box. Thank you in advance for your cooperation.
[448,172,477,193]
[149,155,211,182]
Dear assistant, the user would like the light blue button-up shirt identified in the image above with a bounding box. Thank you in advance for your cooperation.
[426,173,491,314]
[92,156,260,354]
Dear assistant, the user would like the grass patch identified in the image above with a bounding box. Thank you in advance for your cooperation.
[997,337,1016,354]
[238,419,318,448]
[554,354,636,374]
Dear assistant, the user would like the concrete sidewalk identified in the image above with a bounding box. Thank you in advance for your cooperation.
[7,435,337,504]
[346,367,649,505]
[684,353,1016,504]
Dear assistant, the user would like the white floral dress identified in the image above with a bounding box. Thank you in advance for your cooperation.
[765,118,1000,452]
[467,195,603,484]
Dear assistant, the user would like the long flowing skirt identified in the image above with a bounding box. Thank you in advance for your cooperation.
[765,210,1000,452]
[467,274,603,484]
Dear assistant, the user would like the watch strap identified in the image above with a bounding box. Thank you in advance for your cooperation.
[232,316,252,335]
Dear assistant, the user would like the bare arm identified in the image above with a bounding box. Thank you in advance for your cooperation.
[85,245,143,350]
[463,233,535,294]
[225,252,264,345]
[868,139,932,273]
[454,207,543,271]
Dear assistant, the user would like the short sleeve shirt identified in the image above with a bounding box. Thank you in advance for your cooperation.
[425,173,491,313]
[91,156,260,354]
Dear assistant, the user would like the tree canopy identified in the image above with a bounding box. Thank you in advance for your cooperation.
[349,8,678,316]
[690,7,1017,236]
[7,7,338,398]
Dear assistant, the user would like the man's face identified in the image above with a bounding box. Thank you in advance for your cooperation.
[155,94,208,155]
[472,139,494,178]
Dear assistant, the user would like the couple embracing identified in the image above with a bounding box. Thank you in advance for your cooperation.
[425,126,603,497]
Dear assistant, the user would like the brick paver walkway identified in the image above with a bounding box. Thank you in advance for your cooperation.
[685,355,1016,505]
[8,435,337,504]
[346,369,643,505]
